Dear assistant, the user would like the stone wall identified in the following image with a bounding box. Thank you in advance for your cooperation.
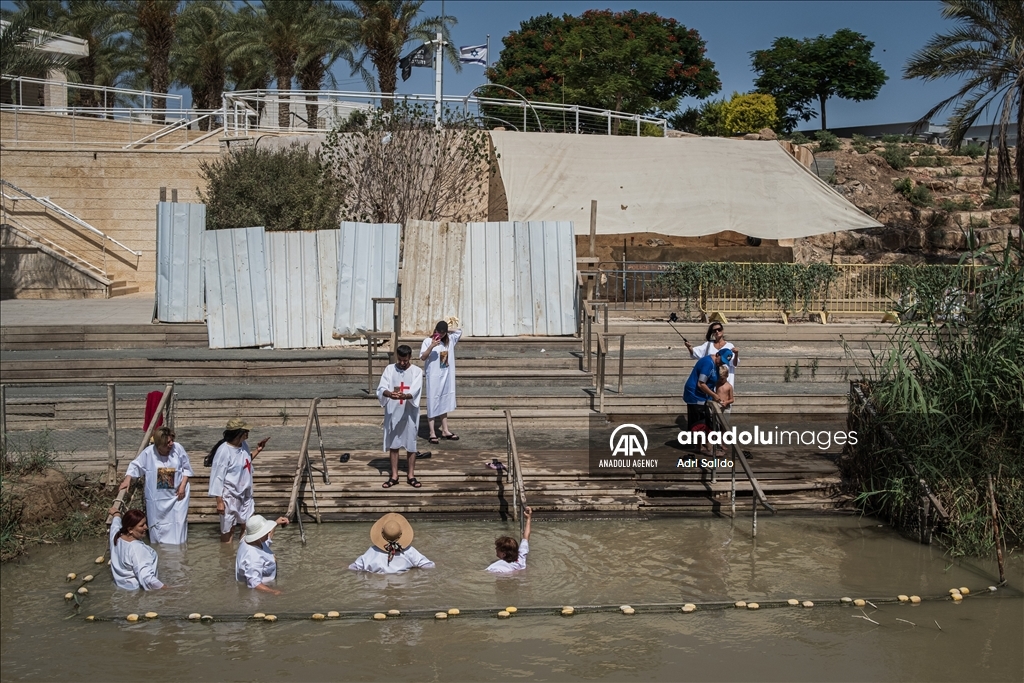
[0,110,203,149]
[1,226,109,299]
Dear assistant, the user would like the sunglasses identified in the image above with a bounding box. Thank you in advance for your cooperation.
[711,327,724,333]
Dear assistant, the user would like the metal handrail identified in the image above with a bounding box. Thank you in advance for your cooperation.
[595,332,625,413]
[504,409,528,537]
[707,401,774,536]
[0,219,110,281]
[1,74,184,108]
[123,109,222,149]
[1,179,142,260]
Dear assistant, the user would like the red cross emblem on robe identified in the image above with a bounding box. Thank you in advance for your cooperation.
[393,381,410,405]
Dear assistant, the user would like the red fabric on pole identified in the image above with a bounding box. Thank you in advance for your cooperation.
[143,391,164,431]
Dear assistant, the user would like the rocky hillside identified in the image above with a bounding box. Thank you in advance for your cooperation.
[795,137,1020,264]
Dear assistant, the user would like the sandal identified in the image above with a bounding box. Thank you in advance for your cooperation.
[382,477,399,489]
[406,477,422,488]
[442,433,460,441]
[428,436,440,444]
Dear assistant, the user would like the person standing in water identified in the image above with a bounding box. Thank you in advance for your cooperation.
[486,507,532,573]
[117,426,193,545]
[207,419,269,542]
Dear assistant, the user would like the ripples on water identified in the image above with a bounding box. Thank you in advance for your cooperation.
[2,517,1021,682]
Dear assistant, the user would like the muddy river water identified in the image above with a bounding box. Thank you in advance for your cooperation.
[2,516,1021,682]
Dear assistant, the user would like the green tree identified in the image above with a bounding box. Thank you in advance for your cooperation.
[488,10,720,133]
[105,0,180,122]
[295,4,357,129]
[0,11,76,84]
[751,28,887,131]
[172,0,231,127]
[347,0,458,106]
[904,0,1023,227]
[723,92,778,135]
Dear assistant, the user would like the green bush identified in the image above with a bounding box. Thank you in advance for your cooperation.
[786,131,810,145]
[983,187,1016,209]
[199,143,344,231]
[722,92,778,135]
[880,142,912,170]
[893,177,932,206]
[851,134,872,154]
[939,197,975,211]
[814,130,840,152]
[881,133,915,143]
[694,98,729,137]
[960,142,986,159]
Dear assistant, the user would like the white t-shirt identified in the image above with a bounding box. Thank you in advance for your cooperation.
[236,539,277,588]
[349,546,435,574]
[485,539,529,573]
[108,517,164,590]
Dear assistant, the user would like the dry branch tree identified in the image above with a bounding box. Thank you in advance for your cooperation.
[322,104,492,225]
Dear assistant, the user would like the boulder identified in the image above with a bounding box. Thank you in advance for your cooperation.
[758,128,778,140]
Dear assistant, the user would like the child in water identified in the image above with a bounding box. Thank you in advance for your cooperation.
[716,365,734,413]
[486,507,532,573]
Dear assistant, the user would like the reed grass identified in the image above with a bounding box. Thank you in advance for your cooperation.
[841,234,1023,557]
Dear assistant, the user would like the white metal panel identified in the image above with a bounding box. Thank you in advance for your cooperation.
[402,220,467,336]
[316,229,342,347]
[332,222,401,337]
[515,221,577,335]
[203,226,272,349]
[155,202,205,323]
[462,221,518,336]
[264,231,321,348]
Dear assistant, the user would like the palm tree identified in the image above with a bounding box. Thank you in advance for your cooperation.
[295,2,358,129]
[347,0,459,108]
[0,13,75,89]
[102,0,180,122]
[172,0,231,129]
[905,0,1024,226]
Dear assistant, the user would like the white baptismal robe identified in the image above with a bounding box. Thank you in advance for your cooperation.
[348,545,435,574]
[125,443,193,545]
[485,539,529,573]
[420,329,462,418]
[207,442,255,522]
[376,363,423,452]
[108,517,164,590]
[236,539,277,588]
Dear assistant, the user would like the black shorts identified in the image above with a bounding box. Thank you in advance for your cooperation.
[687,403,709,432]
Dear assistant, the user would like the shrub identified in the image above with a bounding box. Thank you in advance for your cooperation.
[722,92,778,135]
[893,177,932,206]
[881,133,915,143]
[983,187,1016,209]
[787,131,810,145]
[880,141,912,170]
[939,197,975,211]
[814,130,840,152]
[668,107,700,133]
[851,134,872,154]
[199,143,344,231]
[960,142,986,159]
[694,98,729,137]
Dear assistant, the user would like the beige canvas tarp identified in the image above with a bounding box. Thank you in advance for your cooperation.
[490,131,881,239]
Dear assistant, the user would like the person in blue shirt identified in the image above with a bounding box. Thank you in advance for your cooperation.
[683,348,734,453]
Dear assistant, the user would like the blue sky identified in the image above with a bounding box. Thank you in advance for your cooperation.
[4,0,975,128]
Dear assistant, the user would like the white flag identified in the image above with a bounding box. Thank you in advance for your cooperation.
[458,44,487,66]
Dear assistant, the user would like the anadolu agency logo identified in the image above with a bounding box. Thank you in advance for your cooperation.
[599,424,659,468]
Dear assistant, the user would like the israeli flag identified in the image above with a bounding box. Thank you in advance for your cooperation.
[459,44,487,66]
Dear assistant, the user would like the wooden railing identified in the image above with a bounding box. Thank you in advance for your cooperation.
[286,397,329,544]
[595,332,625,413]
[707,402,775,537]
[504,410,528,538]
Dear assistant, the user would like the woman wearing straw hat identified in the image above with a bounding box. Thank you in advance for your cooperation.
[206,418,270,543]
[349,513,435,574]
[235,514,289,595]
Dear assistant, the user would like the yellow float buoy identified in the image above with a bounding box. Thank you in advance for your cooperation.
[505,606,518,614]
[561,606,574,616]
[959,587,970,595]
[734,601,747,609]
[747,603,759,610]
[788,599,800,606]
[373,613,387,620]
[95,556,105,564]
[387,609,401,616]
[951,593,963,602]
[253,612,266,619]
[840,597,853,604]
[188,613,201,620]
[144,612,158,619]
[447,608,460,616]
[327,611,340,618]
[201,615,213,622]
[126,614,139,622]
[802,601,814,608]
[682,604,696,613]
[85,615,95,622]
[312,613,325,620]
[853,599,866,607]
[77,587,88,595]
[988,586,997,592]
[497,610,511,618]
[66,573,77,582]
[64,592,74,601]
[910,596,921,604]
[264,615,277,622]
[82,575,93,583]
[898,595,909,602]
[622,607,635,615]
[948,588,961,595]
[435,612,448,620]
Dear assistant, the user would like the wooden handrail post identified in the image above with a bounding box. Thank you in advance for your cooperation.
[105,382,172,525]
[286,397,321,522]
[105,384,117,487]
[0,384,6,454]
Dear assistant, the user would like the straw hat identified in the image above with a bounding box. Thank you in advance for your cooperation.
[226,418,253,431]
[370,513,414,551]
[243,514,277,543]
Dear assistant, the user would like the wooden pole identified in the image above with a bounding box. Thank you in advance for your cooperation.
[286,398,321,522]
[987,474,1006,585]
[105,384,117,487]
[0,384,6,454]
[589,200,597,258]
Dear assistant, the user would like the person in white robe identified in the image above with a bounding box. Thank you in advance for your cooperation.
[686,322,738,387]
[420,319,463,443]
[117,427,192,545]
[486,506,532,573]
[235,514,289,594]
[106,508,164,590]
[349,513,434,574]
[376,345,424,488]
[207,418,269,542]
